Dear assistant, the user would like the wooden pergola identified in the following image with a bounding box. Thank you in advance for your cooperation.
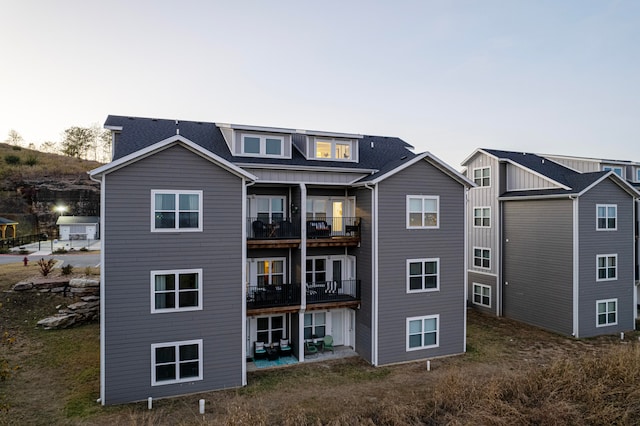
[0,217,18,239]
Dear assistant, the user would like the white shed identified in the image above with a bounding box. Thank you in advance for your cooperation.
[56,216,100,240]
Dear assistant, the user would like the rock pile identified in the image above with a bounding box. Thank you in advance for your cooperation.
[12,276,100,329]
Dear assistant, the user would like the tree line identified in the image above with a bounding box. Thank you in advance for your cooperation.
[4,125,111,163]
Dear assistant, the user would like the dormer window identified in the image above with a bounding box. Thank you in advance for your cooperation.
[241,134,284,157]
[314,139,354,161]
[603,166,623,178]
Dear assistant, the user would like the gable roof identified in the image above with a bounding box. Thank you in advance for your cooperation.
[468,148,639,200]
[56,216,100,225]
[101,115,419,178]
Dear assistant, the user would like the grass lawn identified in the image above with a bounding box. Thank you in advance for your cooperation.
[1,261,640,425]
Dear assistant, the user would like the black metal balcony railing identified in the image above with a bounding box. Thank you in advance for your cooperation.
[247,216,361,240]
[306,279,361,304]
[247,283,301,309]
[246,280,361,309]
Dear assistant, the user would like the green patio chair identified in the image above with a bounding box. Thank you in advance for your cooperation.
[323,335,334,353]
[304,340,318,356]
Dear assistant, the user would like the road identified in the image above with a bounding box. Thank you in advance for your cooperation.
[0,253,100,267]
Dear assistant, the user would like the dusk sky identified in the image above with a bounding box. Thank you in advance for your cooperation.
[1,0,638,168]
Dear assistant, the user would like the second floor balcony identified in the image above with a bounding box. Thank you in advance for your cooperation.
[246,279,361,312]
[247,216,361,248]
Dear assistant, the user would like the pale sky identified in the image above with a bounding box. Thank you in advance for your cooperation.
[1,0,638,168]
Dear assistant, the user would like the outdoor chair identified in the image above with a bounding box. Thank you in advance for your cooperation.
[323,335,334,353]
[279,338,292,356]
[254,341,267,360]
[252,220,267,238]
[304,340,318,356]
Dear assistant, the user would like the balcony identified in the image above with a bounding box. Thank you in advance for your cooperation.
[246,280,361,313]
[247,216,361,248]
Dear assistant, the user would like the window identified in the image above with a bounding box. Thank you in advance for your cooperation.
[257,260,284,286]
[473,207,490,228]
[151,340,202,385]
[255,196,285,223]
[596,299,617,327]
[596,204,617,230]
[603,166,623,177]
[314,139,354,161]
[407,196,439,228]
[637,169,640,182]
[473,283,491,307]
[152,190,202,231]
[473,247,490,269]
[151,269,202,313]
[596,254,617,281]
[473,167,490,187]
[306,258,326,284]
[407,315,439,350]
[241,134,284,157]
[407,258,439,292]
[257,315,284,344]
[304,312,326,340]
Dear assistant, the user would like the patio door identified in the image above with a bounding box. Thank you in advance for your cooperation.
[332,201,343,233]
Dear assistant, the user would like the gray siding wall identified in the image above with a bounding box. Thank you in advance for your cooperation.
[502,199,574,335]
[353,187,373,362]
[505,163,559,191]
[102,145,245,404]
[376,160,466,365]
[543,156,600,173]
[468,271,498,315]
[577,179,635,337]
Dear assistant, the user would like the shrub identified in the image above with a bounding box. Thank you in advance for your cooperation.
[37,258,56,276]
[25,156,38,166]
[53,247,68,254]
[79,247,88,252]
[4,155,20,165]
[61,264,74,275]
[10,145,21,151]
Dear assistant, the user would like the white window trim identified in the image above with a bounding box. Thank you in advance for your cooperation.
[596,204,617,231]
[239,133,285,158]
[304,311,328,340]
[472,283,491,308]
[313,138,356,162]
[596,254,618,282]
[151,339,203,386]
[256,314,286,345]
[406,314,439,351]
[406,195,440,229]
[406,258,440,293]
[596,298,618,327]
[251,257,287,287]
[603,166,623,178]
[473,247,491,270]
[151,190,203,232]
[151,269,203,313]
[472,166,490,187]
[473,206,491,228]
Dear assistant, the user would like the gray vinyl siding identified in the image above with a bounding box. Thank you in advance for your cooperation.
[502,199,574,336]
[505,163,559,191]
[468,271,498,315]
[376,160,466,365]
[246,168,367,185]
[102,145,245,404]
[467,154,499,276]
[577,179,635,337]
[353,187,373,362]
[544,156,600,173]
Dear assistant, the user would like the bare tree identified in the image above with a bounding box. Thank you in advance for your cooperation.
[5,129,23,146]
[40,141,60,154]
[60,126,94,159]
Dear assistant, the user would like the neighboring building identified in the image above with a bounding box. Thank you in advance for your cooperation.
[0,217,18,239]
[56,216,100,240]
[462,149,639,338]
[90,116,473,405]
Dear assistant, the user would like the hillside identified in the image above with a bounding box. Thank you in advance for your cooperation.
[0,143,103,237]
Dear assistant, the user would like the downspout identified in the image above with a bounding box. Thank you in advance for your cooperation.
[90,172,106,404]
[299,183,307,362]
[571,195,579,338]
[463,187,469,353]
[364,183,378,365]
[241,179,254,385]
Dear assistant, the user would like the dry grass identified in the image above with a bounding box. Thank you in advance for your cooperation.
[1,262,640,425]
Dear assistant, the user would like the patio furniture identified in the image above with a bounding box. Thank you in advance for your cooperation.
[307,220,331,238]
[252,220,267,238]
[279,338,292,356]
[323,335,334,353]
[304,340,318,356]
[266,346,279,361]
[254,341,267,360]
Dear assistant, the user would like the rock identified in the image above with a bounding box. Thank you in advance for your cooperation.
[69,278,100,288]
[37,314,78,329]
[13,281,33,291]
